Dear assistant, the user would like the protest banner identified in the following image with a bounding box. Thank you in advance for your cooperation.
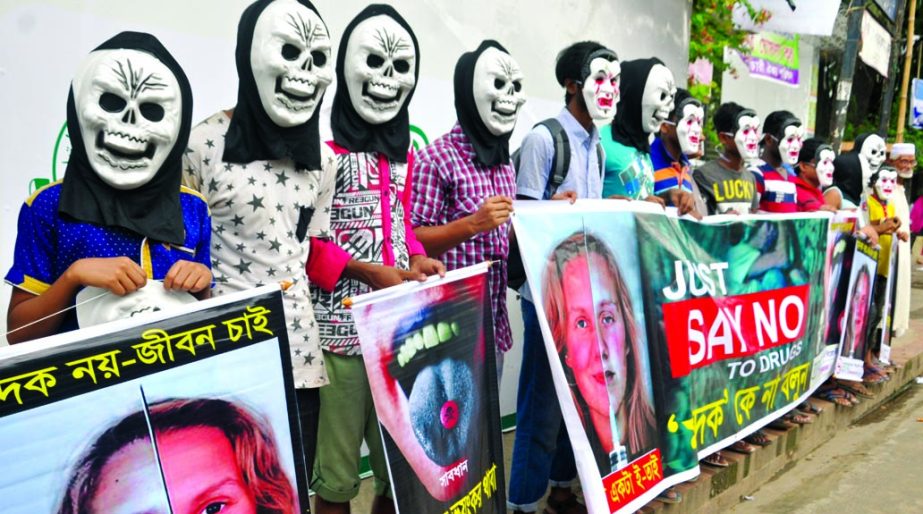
[0,286,308,514]
[350,263,505,514]
[512,201,829,514]
[834,238,880,381]
[814,214,859,388]
[877,239,899,364]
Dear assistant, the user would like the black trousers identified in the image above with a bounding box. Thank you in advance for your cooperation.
[296,387,320,513]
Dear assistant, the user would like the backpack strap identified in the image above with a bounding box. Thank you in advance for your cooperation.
[596,142,605,178]
[536,118,570,199]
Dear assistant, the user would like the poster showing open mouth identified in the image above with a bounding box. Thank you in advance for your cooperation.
[349,263,504,514]
[513,201,830,514]
[0,286,308,514]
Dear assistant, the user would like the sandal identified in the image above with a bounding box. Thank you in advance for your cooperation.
[839,381,875,399]
[702,451,729,467]
[814,388,852,407]
[728,440,756,454]
[768,418,795,430]
[655,487,682,504]
[800,401,824,415]
[745,430,771,446]
[544,492,587,514]
[866,365,891,380]
[786,413,813,425]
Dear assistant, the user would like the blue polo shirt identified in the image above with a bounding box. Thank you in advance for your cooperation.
[5,182,212,334]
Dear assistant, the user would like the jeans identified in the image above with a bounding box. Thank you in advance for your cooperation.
[508,298,577,512]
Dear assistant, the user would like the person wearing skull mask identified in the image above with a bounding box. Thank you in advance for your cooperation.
[792,138,837,212]
[305,6,443,513]
[863,166,908,381]
[854,132,888,183]
[412,41,526,378]
[650,88,707,218]
[601,58,688,208]
[749,110,802,213]
[182,0,337,490]
[692,102,761,215]
[886,143,916,338]
[511,41,684,512]
[5,32,212,343]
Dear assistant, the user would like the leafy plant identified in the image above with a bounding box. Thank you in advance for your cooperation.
[688,0,771,155]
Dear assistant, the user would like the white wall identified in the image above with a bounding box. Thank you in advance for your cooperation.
[0,0,691,418]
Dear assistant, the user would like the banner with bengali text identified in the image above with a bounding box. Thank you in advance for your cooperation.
[0,286,308,514]
[512,201,831,513]
[350,263,505,514]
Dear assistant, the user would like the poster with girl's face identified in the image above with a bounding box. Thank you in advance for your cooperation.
[834,239,879,381]
[0,288,306,514]
[512,200,679,514]
[350,265,504,514]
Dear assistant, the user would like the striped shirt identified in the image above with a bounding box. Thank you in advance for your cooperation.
[752,162,798,213]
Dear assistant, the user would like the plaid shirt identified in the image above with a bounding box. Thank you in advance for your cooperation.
[411,123,515,353]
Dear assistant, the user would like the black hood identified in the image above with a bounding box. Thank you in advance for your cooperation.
[454,40,513,167]
[330,4,419,163]
[58,31,192,245]
[223,0,326,170]
[831,152,863,206]
[610,57,664,153]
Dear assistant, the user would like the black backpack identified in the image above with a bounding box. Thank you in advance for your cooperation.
[507,118,605,291]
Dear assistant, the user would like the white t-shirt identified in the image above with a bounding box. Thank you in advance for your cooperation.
[183,110,336,388]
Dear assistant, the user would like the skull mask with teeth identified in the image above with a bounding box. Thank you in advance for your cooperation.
[250,0,332,128]
[472,47,525,137]
[331,5,418,161]
[59,31,192,246]
[72,49,182,190]
[454,40,524,167]
[611,57,674,154]
[344,14,416,125]
[856,133,887,175]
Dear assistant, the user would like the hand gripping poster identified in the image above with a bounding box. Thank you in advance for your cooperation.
[512,200,829,514]
[0,286,309,514]
[834,238,880,381]
[349,263,505,514]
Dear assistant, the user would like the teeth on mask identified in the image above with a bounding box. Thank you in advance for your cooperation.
[450,321,460,337]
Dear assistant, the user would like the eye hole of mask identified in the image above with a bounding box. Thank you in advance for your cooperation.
[310,50,327,67]
[493,78,505,90]
[139,103,164,122]
[281,43,301,61]
[367,54,385,68]
[393,59,410,73]
[513,80,522,92]
[99,92,127,113]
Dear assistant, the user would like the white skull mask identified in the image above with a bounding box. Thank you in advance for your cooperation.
[250,0,332,128]
[72,49,182,190]
[816,148,835,188]
[675,102,704,156]
[778,123,804,166]
[874,168,898,200]
[641,64,676,134]
[472,47,526,136]
[581,55,620,121]
[734,113,761,161]
[344,15,416,125]
[859,134,887,173]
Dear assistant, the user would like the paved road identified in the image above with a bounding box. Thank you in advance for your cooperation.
[730,384,923,514]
